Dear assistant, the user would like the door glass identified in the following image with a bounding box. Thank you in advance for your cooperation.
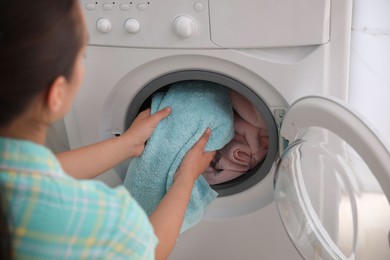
[274,127,390,260]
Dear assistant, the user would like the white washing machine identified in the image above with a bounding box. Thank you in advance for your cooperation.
[66,0,390,259]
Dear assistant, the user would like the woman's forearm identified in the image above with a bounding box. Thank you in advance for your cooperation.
[149,129,214,259]
[56,136,134,179]
[149,173,196,260]
[57,108,170,180]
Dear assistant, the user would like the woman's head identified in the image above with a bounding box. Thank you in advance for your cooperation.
[0,0,87,127]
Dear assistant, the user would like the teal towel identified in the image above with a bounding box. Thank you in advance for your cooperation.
[123,81,234,232]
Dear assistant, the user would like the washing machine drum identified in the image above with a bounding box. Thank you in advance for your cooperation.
[125,71,279,197]
[274,97,390,260]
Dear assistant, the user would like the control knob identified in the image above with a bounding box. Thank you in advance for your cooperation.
[125,19,141,34]
[96,18,112,34]
[172,15,196,38]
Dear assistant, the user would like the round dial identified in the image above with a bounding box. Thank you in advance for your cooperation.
[96,18,112,34]
[125,19,141,34]
[172,15,196,38]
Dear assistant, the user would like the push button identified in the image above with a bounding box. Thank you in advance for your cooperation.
[120,3,130,10]
[85,3,96,10]
[193,2,204,12]
[102,3,113,10]
[137,3,148,11]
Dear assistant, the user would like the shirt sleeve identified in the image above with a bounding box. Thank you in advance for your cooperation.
[10,173,158,259]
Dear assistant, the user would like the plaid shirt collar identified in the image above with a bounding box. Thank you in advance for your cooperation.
[0,137,65,177]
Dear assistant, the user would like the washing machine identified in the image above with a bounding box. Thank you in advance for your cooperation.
[65,0,390,259]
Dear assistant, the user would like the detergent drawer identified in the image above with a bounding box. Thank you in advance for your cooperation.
[209,0,331,48]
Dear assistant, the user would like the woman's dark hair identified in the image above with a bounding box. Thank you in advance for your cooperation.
[0,0,84,257]
[0,0,85,127]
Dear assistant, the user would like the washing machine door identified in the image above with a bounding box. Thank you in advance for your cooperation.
[274,96,390,260]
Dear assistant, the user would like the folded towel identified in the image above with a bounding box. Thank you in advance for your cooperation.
[204,134,254,185]
[231,90,266,129]
[203,91,269,185]
[218,134,256,172]
[124,81,234,232]
[231,112,268,162]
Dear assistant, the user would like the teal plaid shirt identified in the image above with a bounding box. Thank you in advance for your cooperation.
[0,137,157,259]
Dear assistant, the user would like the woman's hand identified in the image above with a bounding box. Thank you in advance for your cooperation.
[57,107,170,179]
[123,107,171,157]
[175,128,216,182]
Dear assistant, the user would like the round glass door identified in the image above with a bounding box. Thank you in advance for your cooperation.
[274,127,390,260]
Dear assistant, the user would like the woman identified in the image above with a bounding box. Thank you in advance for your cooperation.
[0,1,214,259]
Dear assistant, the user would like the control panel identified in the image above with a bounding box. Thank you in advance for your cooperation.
[81,0,331,49]
[80,0,217,48]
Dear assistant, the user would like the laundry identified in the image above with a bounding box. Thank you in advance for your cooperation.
[203,91,269,185]
[123,81,234,233]
[230,90,267,129]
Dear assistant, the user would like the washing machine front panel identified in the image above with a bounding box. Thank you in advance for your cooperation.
[275,96,390,259]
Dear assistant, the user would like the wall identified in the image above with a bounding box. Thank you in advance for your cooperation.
[348,0,390,148]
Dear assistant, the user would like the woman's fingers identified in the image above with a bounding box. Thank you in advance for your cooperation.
[194,128,211,152]
[148,107,171,127]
